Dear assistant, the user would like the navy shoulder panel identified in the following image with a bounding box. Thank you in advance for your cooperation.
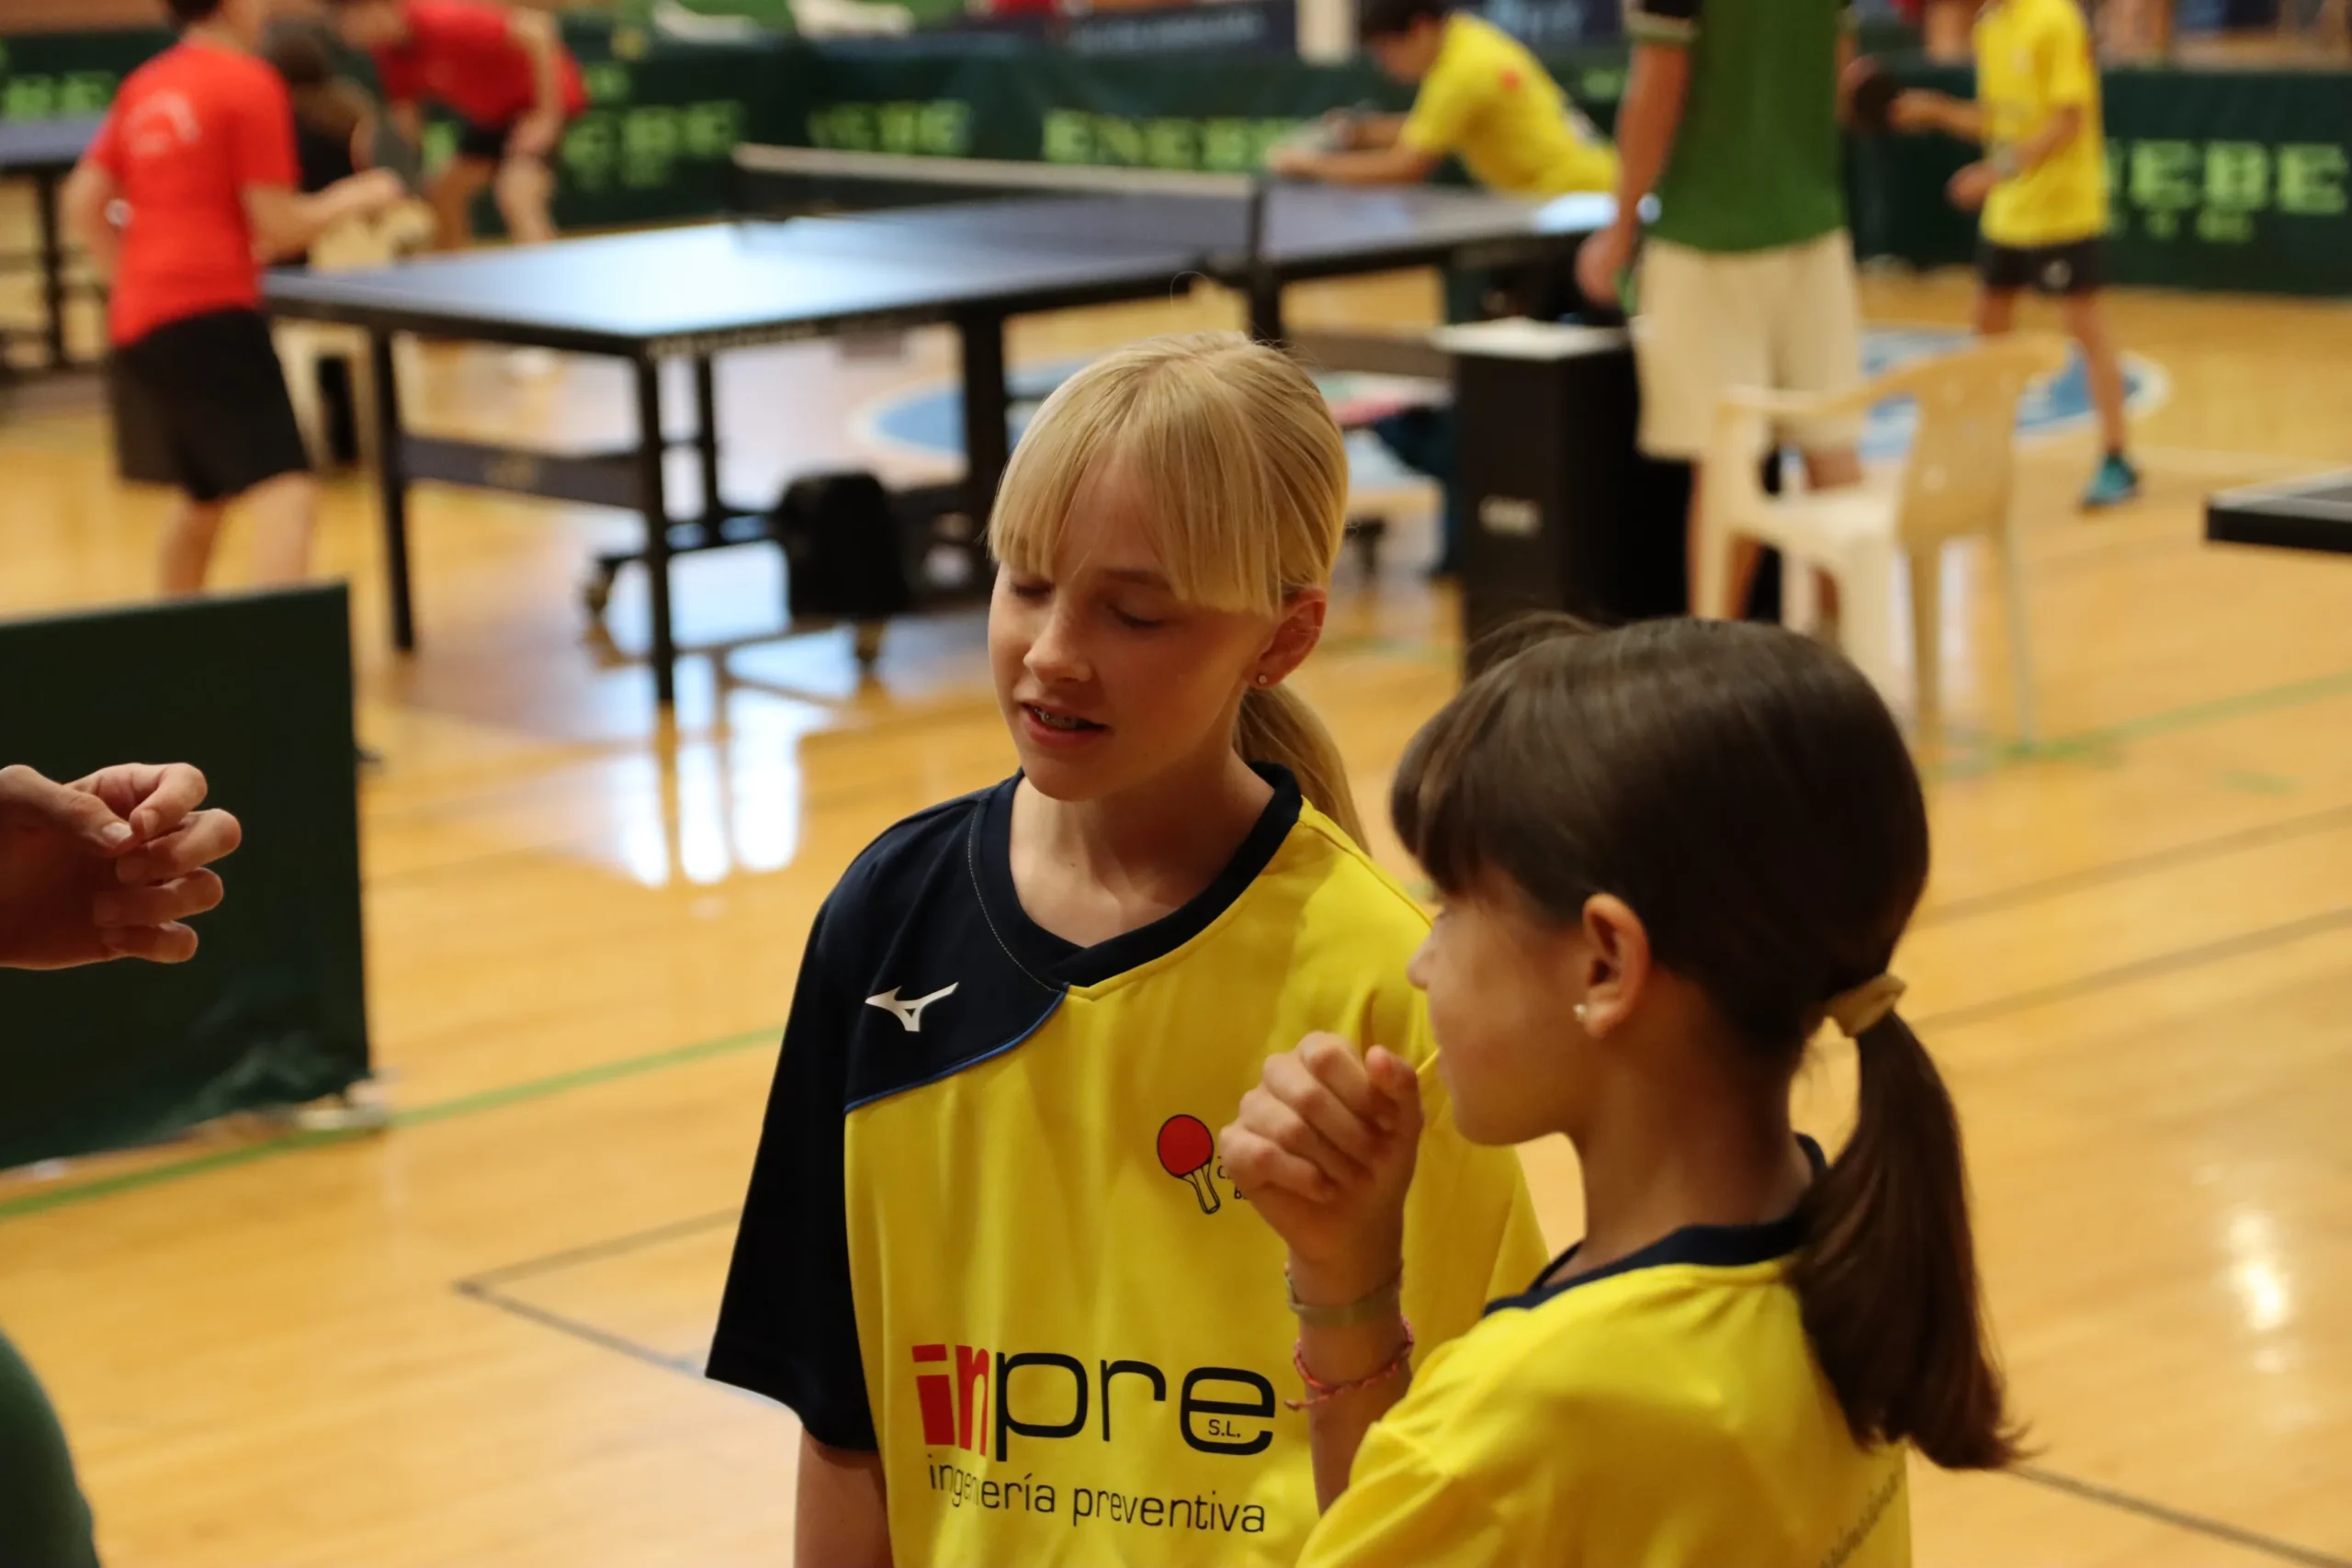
[824,781,1065,1111]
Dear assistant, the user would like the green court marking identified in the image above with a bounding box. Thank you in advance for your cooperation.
[2219,769,2297,796]
[0,1128,373,1224]
[0,1024,784,1226]
[394,1025,781,1127]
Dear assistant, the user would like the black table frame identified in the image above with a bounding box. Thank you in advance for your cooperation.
[1,118,104,373]
[2206,471,2352,557]
[267,211,1596,707]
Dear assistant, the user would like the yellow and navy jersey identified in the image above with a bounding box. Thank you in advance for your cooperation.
[1401,13,1618,199]
[707,766,1546,1567]
[1302,1138,1912,1568]
[1976,0,2109,248]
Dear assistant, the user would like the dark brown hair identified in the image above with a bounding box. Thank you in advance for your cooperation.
[266,29,335,88]
[166,0,226,22]
[1392,614,2019,1471]
[266,30,370,142]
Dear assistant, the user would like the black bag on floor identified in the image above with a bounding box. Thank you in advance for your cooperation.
[770,471,914,623]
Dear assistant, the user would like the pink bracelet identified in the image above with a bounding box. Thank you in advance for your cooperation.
[1283,1319,1415,1412]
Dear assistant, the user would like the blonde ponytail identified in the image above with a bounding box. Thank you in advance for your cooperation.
[1237,683,1365,844]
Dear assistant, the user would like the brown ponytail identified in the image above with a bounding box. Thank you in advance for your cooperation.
[1794,1010,2020,1467]
[1391,614,2019,1471]
[1236,683,1365,844]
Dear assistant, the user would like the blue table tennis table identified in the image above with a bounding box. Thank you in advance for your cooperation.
[264,147,1611,706]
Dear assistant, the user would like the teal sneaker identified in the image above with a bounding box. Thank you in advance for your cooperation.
[2082,454,2142,510]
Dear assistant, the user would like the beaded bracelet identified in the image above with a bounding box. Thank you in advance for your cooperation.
[1283,1319,1415,1413]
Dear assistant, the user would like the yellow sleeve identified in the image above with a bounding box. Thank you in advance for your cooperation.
[1392,998,1551,1357]
[2039,1,2098,107]
[1298,1333,1571,1568]
[1398,51,1478,157]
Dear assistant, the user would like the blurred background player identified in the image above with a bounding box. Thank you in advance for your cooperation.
[266,27,378,199]
[1889,0,2142,508]
[62,0,403,594]
[1577,0,1866,619]
[1271,0,1616,578]
[322,0,586,252]
[1268,0,1615,201]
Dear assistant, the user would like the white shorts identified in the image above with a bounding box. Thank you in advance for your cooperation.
[1634,230,1866,460]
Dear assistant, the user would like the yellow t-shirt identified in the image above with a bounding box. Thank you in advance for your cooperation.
[707,767,1547,1567]
[1301,1150,1912,1568]
[1975,0,2109,248]
[1400,13,1618,199]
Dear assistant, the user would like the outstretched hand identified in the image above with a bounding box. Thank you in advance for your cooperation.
[1220,1033,1423,1301]
[0,763,241,970]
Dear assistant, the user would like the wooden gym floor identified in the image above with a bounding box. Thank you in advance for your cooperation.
[1,245,2349,1567]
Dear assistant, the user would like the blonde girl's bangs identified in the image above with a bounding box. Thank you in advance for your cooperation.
[986,334,1349,615]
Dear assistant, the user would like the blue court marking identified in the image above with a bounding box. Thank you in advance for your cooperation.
[859,328,2165,472]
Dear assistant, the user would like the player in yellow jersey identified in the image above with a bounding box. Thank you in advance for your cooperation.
[707,334,1545,1567]
[1268,0,1617,579]
[1887,0,2140,508]
[1223,615,2023,1566]
[1269,0,1616,199]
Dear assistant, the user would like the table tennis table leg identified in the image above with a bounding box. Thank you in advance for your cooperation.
[368,330,417,653]
[693,355,721,523]
[1247,277,1286,347]
[956,310,1010,525]
[35,171,67,371]
[634,359,678,706]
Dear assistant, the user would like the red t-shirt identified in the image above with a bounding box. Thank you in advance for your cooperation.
[371,0,588,131]
[87,40,298,347]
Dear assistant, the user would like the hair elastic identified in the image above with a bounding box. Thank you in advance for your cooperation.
[1826,975,1905,1038]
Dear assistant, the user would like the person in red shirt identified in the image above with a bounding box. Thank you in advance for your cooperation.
[323,0,586,251]
[62,0,403,594]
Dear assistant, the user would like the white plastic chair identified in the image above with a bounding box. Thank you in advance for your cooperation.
[1695,333,2071,743]
[277,201,434,469]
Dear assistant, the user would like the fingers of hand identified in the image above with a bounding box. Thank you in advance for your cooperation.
[1264,1055,1385,1175]
[1216,1123,1336,1202]
[1261,1088,1374,1190]
[99,921,198,964]
[115,809,242,883]
[0,764,133,848]
[94,870,224,929]
[1296,1032,1389,1119]
[1363,1046,1426,1131]
[85,761,209,843]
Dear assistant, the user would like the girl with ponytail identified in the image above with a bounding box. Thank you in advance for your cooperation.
[709,333,1544,1567]
[1224,615,2018,1567]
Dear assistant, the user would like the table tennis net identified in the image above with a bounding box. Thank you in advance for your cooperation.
[729,143,1267,229]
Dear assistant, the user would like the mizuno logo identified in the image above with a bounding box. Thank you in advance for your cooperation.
[865,984,959,1032]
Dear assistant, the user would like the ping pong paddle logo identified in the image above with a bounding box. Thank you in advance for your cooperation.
[1158,1114,1222,1214]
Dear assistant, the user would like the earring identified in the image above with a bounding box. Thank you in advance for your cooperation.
[1573,1002,1590,1027]
[1255,674,1272,687]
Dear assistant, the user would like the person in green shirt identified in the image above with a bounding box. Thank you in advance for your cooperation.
[0,761,245,1567]
[1577,0,1868,618]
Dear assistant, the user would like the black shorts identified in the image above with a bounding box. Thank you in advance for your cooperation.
[1978,236,2107,297]
[454,117,515,162]
[109,309,310,503]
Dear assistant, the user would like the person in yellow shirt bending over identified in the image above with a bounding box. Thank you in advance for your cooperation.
[1268,0,1615,577]
[1268,0,1616,200]
[1889,0,2140,508]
